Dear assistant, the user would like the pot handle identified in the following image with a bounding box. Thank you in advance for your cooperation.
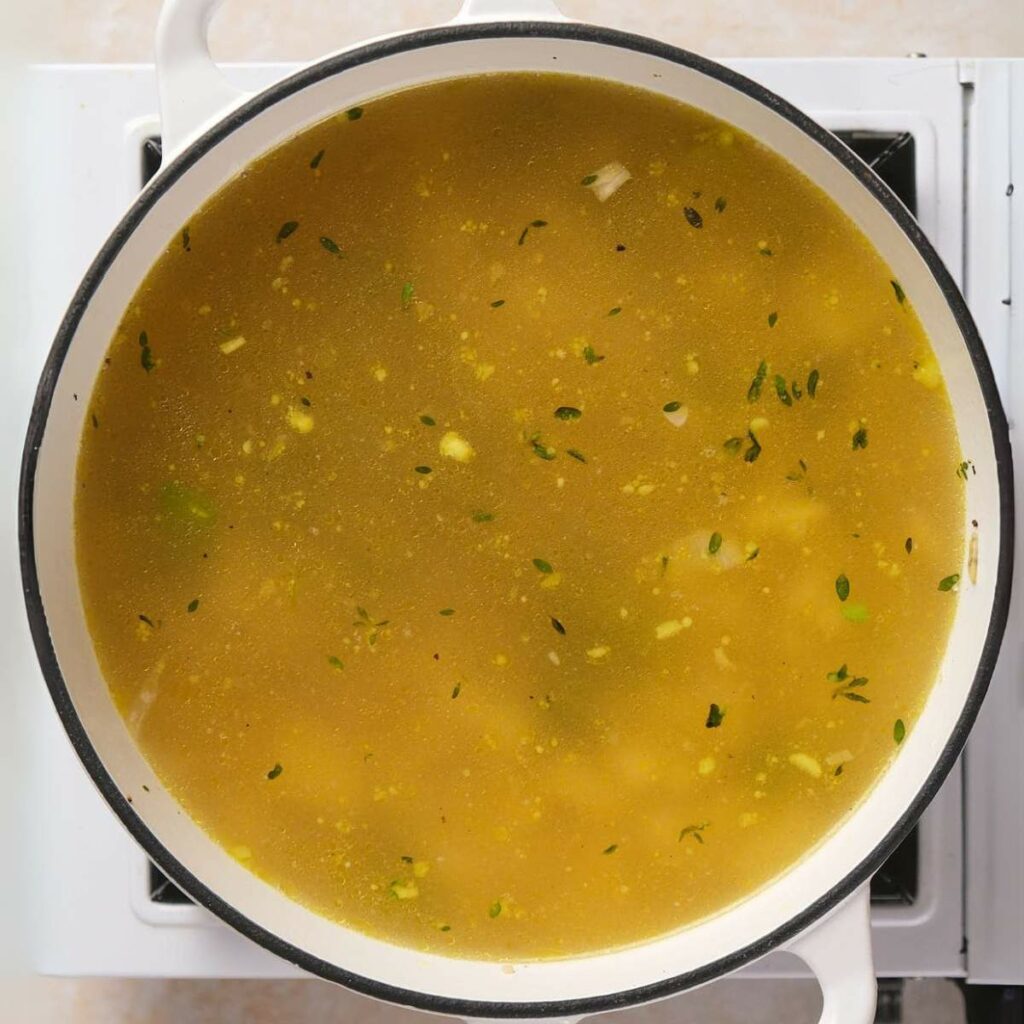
[782,883,876,1024]
[154,0,568,158]
[454,0,567,21]
[155,0,253,158]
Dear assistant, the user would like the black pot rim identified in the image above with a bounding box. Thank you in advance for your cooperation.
[18,19,1014,1019]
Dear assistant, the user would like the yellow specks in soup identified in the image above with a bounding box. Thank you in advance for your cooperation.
[76,73,964,960]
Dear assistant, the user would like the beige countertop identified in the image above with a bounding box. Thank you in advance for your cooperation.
[35,0,1024,61]
[9,2,1020,1021]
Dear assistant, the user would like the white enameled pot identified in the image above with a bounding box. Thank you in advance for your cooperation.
[19,2,1013,1022]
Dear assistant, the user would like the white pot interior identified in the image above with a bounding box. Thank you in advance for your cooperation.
[28,31,1005,1007]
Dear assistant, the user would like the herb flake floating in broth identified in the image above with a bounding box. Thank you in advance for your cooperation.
[517,219,548,246]
[75,72,964,963]
[346,106,363,121]
[139,331,155,373]
[785,459,808,482]
[768,311,779,328]
[683,206,703,229]
[852,427,869,450]
[744,430,763,462]
[891,279,907,304]
[276,220,299,242]
[747,361,768,402]
[554,406,582,421]
[266,764,283,781]
[835,574,850,602]
[679,823,708,844]
[531,438,556,460]
[708,532,723,555]
[832,670,870,702]
[894,719,907,744]
[938,573,961,591]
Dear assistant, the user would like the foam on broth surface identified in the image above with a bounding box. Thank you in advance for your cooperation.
[75,73,964,959]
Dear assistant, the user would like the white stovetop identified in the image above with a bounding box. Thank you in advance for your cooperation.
[4,4,1021,1023]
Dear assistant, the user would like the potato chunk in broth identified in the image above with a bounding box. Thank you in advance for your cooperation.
[76,73,964,959]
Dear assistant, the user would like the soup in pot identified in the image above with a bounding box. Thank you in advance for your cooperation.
[75,73,965,959]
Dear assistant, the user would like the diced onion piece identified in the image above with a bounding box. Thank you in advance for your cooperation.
[663,404,688,428]
[219,335,246,355]
[825,749,854,767]
[439,431,475,462]
[655,619,686,640]
[586,162,632,203]
[286,407,314,433]
[788,752,822,778]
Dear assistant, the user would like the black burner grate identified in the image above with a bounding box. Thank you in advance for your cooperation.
[834,130,917,216]
[149,860,193,904]
[141,126,920,909]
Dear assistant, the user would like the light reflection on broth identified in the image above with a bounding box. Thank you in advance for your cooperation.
[75,73,964,959]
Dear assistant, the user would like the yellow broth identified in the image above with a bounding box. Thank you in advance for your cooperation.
[75,73,965,960]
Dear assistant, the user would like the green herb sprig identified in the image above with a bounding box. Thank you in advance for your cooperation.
[827,663,870,702]
[678,823,708,844]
